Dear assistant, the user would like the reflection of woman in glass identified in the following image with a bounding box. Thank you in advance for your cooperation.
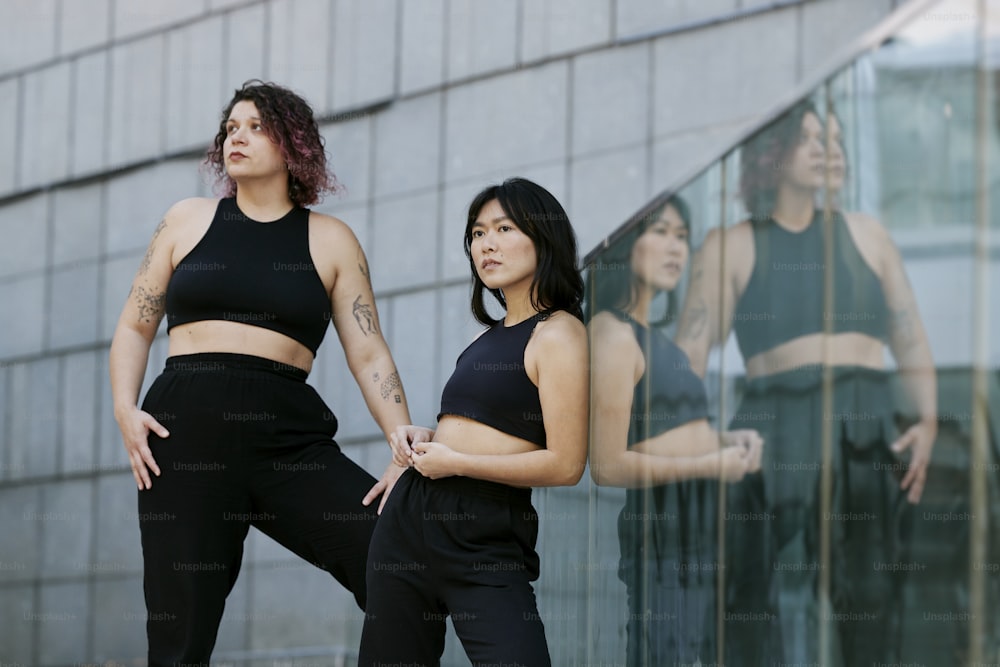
[589,195,762,666]
[676,100,937,665]
[358,178,589,667]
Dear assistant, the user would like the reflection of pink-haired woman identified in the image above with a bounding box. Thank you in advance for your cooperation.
[676,100,936,665]
[109,80,411,664]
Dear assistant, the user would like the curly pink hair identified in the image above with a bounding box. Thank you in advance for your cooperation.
[204,80,340,207]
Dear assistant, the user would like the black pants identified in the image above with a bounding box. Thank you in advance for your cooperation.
[358,468,550,667]
[138,353,378,667]
[726,367,912,666]
[618,481,719,667]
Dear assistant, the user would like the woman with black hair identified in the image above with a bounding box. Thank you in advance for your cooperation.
[675,100,936,665]
[588,194,762,666]
[358,177,589,667]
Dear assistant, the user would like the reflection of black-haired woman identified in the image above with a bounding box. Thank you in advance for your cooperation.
[358,178,589,667]
[589,195,762,666]
[109,81,411,664]
[676,101,937,665]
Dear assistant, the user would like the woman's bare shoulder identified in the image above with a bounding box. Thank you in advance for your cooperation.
[164,197,219,221]
[533,310,587,347]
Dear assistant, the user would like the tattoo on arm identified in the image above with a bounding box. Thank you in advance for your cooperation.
[676,298,708,343]
[134,285,166,324]
[138,219,167,276]
[352,295,378,336]
[379,371,401,401]
[358,247,370,282]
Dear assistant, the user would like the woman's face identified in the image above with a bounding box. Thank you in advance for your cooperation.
[781,111,826,192]
[223,100,287,182]
[469,198,538,293]
[630,204,689,293]
[826,113,846,193]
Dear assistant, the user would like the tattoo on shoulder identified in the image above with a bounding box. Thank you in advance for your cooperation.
[134,285,166,324]
[379,372,401,401]
[352,295,378,336]
[138,219,167,276]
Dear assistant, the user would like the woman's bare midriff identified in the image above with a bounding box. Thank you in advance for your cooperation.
[433,415,543,457]
[744,332,885,381]
[168,320,316,373]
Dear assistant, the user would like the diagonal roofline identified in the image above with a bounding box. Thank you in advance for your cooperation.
[583,0,943,265]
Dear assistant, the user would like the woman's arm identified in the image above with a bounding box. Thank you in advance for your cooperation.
[412,312,589,487]
[675,227,740,378]
[588,312,750,487]
[871,217,937,503]
[322,215,413,507]
[109,200,197,489]
[325,217,412,438]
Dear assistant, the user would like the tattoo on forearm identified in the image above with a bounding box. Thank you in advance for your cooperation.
[138,219,166,276]
[352,295,378,335]
[379,371,401,401]
[134,285,166,324]
[358,247,370,282]
[676,298,708,342]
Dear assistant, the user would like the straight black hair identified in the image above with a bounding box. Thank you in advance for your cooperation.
[465,178,584,326]
[585,194,691,326]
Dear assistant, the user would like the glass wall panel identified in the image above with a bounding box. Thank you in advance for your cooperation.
[582,1,998,664]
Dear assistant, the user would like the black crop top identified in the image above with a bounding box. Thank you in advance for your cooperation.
[732,210,890,360]
[438,314,547,447]
[165,198,332,355]
[616,312,709,448]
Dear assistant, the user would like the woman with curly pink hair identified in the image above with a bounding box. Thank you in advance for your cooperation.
[109,80,411,665]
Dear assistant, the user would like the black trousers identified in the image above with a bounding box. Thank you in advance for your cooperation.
[137,353,378,667]
[358,468,551,667]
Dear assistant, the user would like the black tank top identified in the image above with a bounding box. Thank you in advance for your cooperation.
[165,198,332,355]
[438,314,547,447]
[615,312,709,448]
[732,210,890,360]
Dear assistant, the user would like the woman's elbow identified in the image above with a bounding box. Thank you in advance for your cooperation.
[587,456,626,487]
[546,456,585,487]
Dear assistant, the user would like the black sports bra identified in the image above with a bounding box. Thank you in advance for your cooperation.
[438,314,547,447]
[732,210,890,360]
[614,312,709,448]
[165,198,332,355]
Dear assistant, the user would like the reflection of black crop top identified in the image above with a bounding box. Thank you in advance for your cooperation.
[732,210,890,360]
[165,198,332,355]
[438,314,547,447]
[615,312,709,449]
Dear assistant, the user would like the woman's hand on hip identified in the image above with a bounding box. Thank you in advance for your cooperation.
[116,407,168,490]
[363,462,407,514]
[891,419,937,504]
